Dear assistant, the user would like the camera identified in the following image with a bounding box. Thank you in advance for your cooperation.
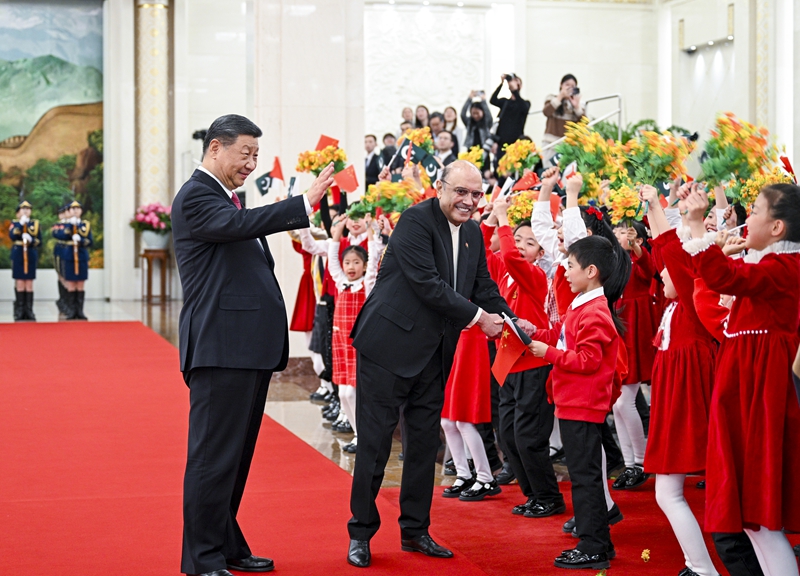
[572,87,580,96]
[192,129,208,141]
[504,74,516,82]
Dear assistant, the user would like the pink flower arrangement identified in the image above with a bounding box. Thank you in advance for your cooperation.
[130,202,172,233]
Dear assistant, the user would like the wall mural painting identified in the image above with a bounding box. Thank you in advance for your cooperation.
[0,1,103,269]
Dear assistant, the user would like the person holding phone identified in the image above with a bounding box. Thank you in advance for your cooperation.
[542,74,587,162]
[460,90,493,154]
[490,74,531,161]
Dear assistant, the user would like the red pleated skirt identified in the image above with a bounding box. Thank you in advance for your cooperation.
[704,332,800,533]
[644,340,715,474]
[442,325,492,423]
[617,295,658,384]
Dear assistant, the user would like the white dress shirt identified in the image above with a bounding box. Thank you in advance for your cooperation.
[570,286,605,310]
[447,219,483,328]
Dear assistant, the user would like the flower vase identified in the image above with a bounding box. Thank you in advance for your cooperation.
[142,230,170,250]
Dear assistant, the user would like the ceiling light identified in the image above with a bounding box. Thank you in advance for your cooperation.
[422,0,429,4]
[690,45,696,50]
[457,1,464,5]
[727,35,733,40]
[708,40,714,46]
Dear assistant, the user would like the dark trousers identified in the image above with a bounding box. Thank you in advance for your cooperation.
[349,351,444,541]
[181,367,272,575]
[600,420,623,470]
[498,366,562,504]
[560,419,611,555]
[712,532,765,576]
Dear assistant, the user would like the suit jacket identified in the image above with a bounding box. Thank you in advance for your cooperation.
[365,153,382,187]
[172,169,308,375]
[351,198,513,379]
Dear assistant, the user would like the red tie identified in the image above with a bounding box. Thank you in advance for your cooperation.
[231,193,242,210]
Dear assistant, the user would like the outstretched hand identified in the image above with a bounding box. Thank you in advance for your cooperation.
[477,311,504,339]
[306,163,336,207]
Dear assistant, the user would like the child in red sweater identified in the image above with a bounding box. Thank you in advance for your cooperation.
[528,235,622,571]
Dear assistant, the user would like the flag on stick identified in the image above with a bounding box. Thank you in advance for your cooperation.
[333,165,359,193]
[316,135,339,151]
[491,313,533,385]
[255,157,284,196]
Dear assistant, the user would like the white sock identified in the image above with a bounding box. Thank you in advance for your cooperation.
[601,447,615,510]
[655,474,717,576]
[321,379,333,393]
[550,417,563,451]
[311,351,324,376]
[613,383,647,467]
[456,421,493,483]
[339,385,357,436]
[441,418,471,478]
[744,526,800,576]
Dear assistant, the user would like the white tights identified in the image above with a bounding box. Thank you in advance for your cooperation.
[612,383,647,467]
[744,526,800,576]
[339,385,357,440]
[601,448,614,510]
[655,474,717,576]
[441,418,492,483]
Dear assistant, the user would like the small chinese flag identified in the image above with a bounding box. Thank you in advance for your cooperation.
[491,319,529,385]
[271,157,284,182]
[329,184,342,206]
[316,134,339,151]
[549,192,561,221]
[512,171,540,191]
[333,164,359,193]
[489,185,502,203]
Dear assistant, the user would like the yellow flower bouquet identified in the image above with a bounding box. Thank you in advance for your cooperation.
[458,146,484,170]
[607,181,644,225]
[700,112,778,187]
[497,139,540,178]
[623,130,694,186]
[346,179,423,220]
[399,127,435,155]
[506,190,537,227]
[296,145,348,176]
[554,119,627,193]
[728,165,794,213]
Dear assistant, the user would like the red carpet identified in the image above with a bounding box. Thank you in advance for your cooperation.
[1,321,796,575]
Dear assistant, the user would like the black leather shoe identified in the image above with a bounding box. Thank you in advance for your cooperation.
[459,479,501,501]
[562,516,576,533]
[442,476,473,498]
[194,571,234,576]
[400,534,454,558]
[607,503,624,525]
[554,548,610,570]
[347,539,371,568]
[226,555,274,572]
[342,442,357,453]
[524,500,566,518]
[622,465,648,489]
[512,497,536,515]
[678,568,701,576]
[611,466,634,490]
[443,458,457,476]
[494,461,516,485]
[549,447,565,461]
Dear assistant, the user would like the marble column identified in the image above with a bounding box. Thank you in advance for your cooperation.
[136,0,171,207]
[251,0,365,356]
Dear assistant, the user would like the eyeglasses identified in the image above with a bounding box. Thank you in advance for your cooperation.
[441,180,484,201]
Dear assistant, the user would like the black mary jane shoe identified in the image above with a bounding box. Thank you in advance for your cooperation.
[678,568,702,576]
[554,548,610,570]
[512,497,536,516]
[347,539,371,568]
[400,534,453,558]
[611,467,634,489]
[524,500,566,518]
[442,477,473,498]
[459,479,501,501]
[622,465,649,489]
[226,554,274,572]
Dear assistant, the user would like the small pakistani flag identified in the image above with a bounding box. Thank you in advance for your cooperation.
[419,153,440,181]
[255,157,284,196]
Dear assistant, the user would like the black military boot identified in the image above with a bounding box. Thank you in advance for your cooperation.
[65,291,79,320]
[74,290,88,320]
[13,289,23,321]
[56,281,66,314]
[24,291,36,321]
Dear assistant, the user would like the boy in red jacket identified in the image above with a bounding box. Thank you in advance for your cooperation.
[528,235,621,570]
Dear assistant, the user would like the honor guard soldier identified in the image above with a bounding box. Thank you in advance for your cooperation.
[53,204,70,314]
[52,200,92,320]
[9,200,41,321]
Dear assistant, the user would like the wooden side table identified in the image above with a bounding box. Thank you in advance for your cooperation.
[141,249,171,303]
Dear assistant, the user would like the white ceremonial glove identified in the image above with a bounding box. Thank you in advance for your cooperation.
[71,217,80,225]
[72,234,81,243]
[19,215,29,225]
[22,233,32,244]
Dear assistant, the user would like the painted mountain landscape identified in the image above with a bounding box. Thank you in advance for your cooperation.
[0,2,104,269]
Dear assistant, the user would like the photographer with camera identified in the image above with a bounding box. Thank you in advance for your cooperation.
[460,90,493,152]
[542,74,586,162]
[489,74,531,162]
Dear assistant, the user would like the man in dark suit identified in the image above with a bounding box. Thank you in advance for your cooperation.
[364,134,381,187]
[172,114,334,576]
[346,160,513,567]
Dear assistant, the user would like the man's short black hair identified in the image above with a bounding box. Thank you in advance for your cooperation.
[365,134,377,142]
[567,236,616,285]
[202,114,262,156]
[382,133,395,142]
[430,112,445,123]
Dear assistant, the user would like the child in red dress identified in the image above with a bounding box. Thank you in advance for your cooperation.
[527,235,623,571]
[327,217,383,453]
[640,185,719,576]
[611,220,657,490]
[682,183,800,576]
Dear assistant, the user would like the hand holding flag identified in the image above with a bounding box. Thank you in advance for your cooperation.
[491,313,534,385]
